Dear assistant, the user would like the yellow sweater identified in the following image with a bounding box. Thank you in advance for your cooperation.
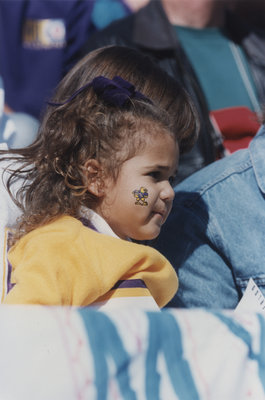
[4,216,178,307]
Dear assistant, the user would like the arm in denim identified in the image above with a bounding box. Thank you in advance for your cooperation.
[153,193,240,309]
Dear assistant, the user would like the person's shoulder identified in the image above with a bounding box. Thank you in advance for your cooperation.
[92,13,133,37]
[82,12,135,54]
[225,10,265,44]
[175,147,252,202]
[23,216,83,241]
[24,216,114,245]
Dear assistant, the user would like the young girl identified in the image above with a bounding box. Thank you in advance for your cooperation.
[1,46,198,309]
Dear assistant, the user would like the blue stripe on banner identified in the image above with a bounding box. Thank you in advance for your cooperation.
[79,309,137,400]
[146,311,199,400]
[111,279,147,290]
[256,314,265,393]
[145,313,160,399]
[214,311,265,393]
[213,312,254,357]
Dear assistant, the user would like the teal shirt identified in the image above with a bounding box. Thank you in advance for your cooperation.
[175,26,259,112]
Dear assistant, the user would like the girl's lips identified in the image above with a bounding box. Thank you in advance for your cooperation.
[153,209,167,223]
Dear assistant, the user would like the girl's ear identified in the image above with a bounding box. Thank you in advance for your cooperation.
[83,159,104,197]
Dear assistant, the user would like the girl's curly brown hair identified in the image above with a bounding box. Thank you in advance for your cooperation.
[0,45,199,242]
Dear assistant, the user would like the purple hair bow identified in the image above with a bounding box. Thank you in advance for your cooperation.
[92,76,151,107]
[48,76,152,107]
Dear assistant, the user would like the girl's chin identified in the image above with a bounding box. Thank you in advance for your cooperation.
[134,229,161,242]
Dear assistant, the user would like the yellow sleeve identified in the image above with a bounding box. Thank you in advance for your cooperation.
[4,216,178,307]
[4,217,102,305]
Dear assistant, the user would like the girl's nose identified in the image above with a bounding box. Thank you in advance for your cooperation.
[160,181,175,202]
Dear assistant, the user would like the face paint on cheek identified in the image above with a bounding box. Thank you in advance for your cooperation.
[132,186,149,206]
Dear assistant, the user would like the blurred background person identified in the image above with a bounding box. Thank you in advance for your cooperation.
[82,0,265,182]
[0,77,15,148]
[0,75,39,148]
[0,0,144,147]
[91,0,149,30]
[234,0,265,31]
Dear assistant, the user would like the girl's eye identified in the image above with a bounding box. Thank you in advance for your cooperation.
[148,171,160,180]
[148,171,177,186]
[169,175,176,186]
